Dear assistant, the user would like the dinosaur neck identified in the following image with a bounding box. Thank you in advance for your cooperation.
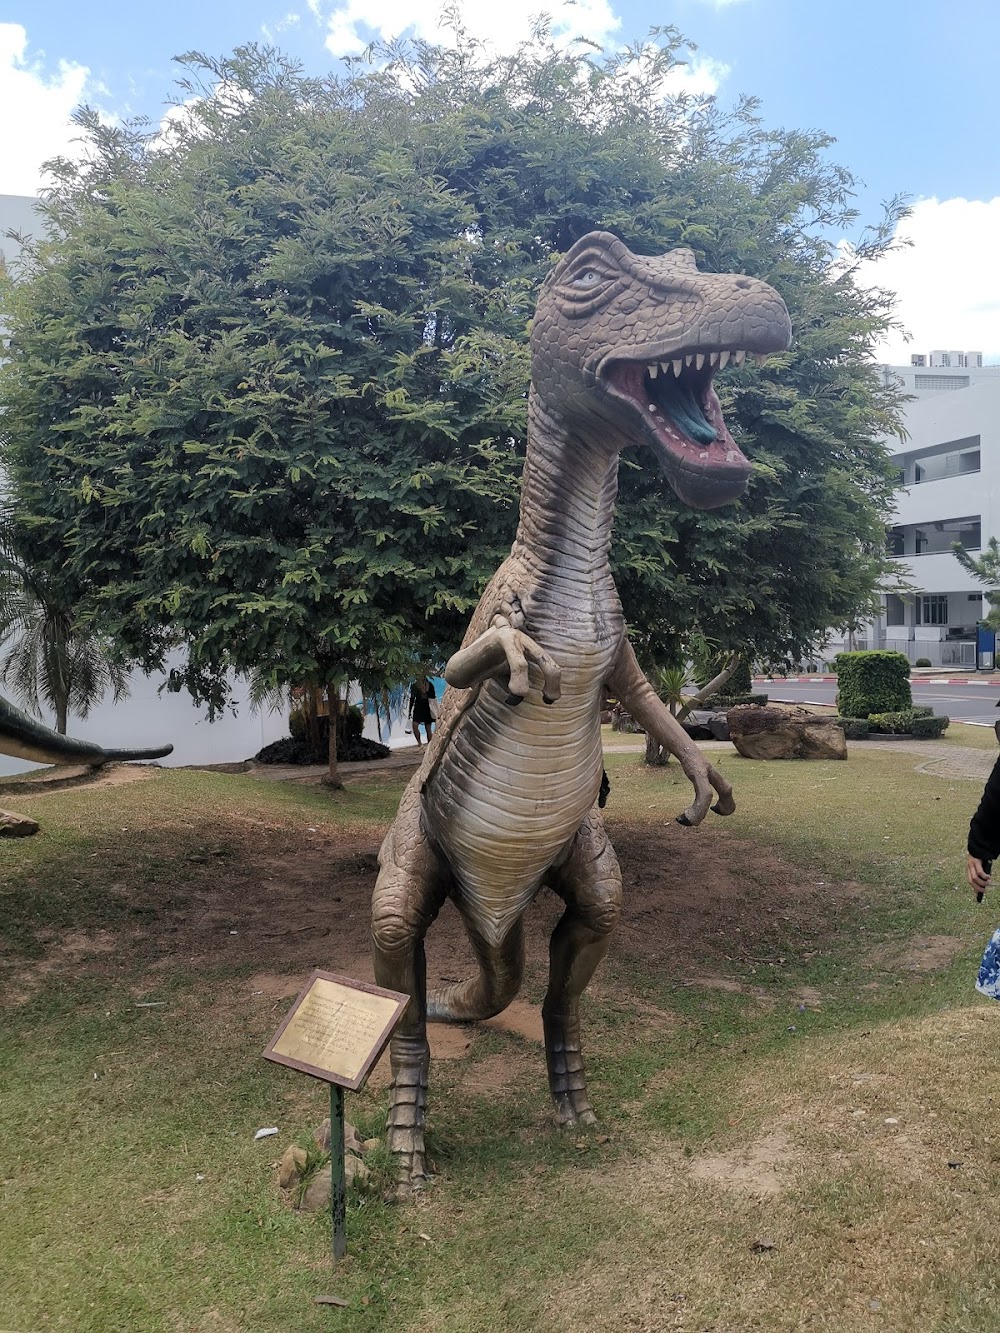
[512,388,620,585]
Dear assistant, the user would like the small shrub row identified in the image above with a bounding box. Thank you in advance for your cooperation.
[868,709,920,733]
[716,692,769,708]
[834,716,870,740]
[833,709,947,740]
[910,715,950,738]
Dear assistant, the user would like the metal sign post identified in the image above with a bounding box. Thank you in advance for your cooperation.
[330,1082,347,1262]
[263,970,408,1267]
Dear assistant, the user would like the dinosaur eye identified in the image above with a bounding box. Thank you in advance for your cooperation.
[573,269,603,287]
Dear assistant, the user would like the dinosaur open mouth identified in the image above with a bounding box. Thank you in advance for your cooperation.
[604,351,765,509]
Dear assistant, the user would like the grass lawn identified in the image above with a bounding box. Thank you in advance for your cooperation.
[2,746,999,1332]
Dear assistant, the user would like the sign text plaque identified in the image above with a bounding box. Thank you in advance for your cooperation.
[263,970,408,1091]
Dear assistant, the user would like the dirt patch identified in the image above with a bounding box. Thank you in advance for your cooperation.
[884,933,965,974]
[460,1052,528,1095]
[2,802,864,1018]
[687,1127,796,1196]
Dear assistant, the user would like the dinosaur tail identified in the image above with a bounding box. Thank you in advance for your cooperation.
[0,694,173,767]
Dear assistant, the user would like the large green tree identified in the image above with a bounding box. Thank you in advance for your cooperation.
[0,26,905,778]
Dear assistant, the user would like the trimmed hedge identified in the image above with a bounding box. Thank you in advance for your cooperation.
[910,715,950,739]
[835,650,912,718]
[834,716,870,740]
[868,709,919,733]
[716,692,769,707]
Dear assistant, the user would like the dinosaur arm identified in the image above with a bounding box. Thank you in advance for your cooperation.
[608,638,735,825]
[445,614,562,703]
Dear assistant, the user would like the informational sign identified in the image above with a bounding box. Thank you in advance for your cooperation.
[263,970,408,1090]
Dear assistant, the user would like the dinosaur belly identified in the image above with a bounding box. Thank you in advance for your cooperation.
[422,650,611,946]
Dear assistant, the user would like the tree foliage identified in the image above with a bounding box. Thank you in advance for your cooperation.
[954,538,1000,629]
[0,508,129,733]
[0,25,906,714]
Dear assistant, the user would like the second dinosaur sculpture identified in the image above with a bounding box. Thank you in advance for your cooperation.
[372,232,791,1194]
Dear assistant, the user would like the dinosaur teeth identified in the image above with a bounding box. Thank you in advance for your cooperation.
[648,362,659,379]
[672,359,683,377]
[707,352,719,369]
[684,354,695,368]
[754,353,768,366]
[718,350,730,370]
[647,403,659,414]
[695,353,705,370]
[732,350,746,367]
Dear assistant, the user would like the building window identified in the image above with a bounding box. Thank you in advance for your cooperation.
[912,440,981,483]
[910,515,980,555]
[888,527,905,556]
[917,595,948,625]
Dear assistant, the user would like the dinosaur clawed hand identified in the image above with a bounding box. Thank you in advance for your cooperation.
[445,618,562,704]
[676,760,735,826]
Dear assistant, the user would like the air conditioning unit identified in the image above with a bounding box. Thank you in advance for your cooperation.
[911,354,927,366]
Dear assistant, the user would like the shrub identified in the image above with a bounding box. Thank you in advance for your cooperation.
[910,715,950,739]
[914,657,932,668]
[834,716,870,740]
[911,705,934,719]
[835,650,912,718]
[867,709,917,733]
[716,692,768,707]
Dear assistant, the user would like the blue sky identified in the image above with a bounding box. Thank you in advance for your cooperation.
[4,0,1000,359]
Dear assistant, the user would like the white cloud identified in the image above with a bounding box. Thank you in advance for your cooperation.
[852,197,1000,365]
[0,24,91,195]
[317,0,622,58]
[664,54,729,98]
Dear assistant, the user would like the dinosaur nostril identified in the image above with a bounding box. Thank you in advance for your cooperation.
[735,276,753,289]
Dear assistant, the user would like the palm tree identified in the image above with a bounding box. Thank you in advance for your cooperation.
[0,525,130,735]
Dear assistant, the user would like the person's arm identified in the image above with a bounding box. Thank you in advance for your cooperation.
[967,754,1000,892]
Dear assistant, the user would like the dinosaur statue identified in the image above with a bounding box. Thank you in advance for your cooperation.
[0,692,172,767]
[372,231,791,1194]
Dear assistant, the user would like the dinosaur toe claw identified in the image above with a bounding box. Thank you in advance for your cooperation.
[504,693,525,707]
[675,813,693,827]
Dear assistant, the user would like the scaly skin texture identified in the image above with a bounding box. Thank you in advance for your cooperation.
[0,692,172,766]
[372,232,791,1194]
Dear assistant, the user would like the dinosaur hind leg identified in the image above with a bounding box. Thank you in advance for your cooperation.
[543,810,622,1128]
[371,786,448,1198]
[427,915,524,1022]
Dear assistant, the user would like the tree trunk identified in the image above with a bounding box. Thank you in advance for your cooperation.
[676,653,741,722]
[307,687,321,759]
[325,684,342,789]
[644,731,669,766]
[55,697,68,736]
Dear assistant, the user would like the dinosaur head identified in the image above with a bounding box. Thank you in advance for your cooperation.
[531,232,792,509]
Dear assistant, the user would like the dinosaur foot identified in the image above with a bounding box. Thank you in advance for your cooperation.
[552,1091,599,1129]
[386,1045,430,1201]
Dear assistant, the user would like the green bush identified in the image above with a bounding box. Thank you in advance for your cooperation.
[834,716,870,740]
[911,705,934,719]
[717,692,768,708]
[914,657,932,668]
[868,709,917,733]
[910,715,950,739]
[835,650,912,718]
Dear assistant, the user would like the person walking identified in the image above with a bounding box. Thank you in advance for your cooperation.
[408,675,437,746]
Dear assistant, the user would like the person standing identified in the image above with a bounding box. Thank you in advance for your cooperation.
[408,675,436,746]
[967,738,1000,895]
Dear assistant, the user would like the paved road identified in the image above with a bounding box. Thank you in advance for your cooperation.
[762,678,1000,725]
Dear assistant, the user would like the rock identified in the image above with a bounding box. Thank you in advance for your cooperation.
[313,1117,365,1155]
[0,808,39,837]
[278,1144,307,1188]
[728,706,847,761]
[681,710,730,742]
[363,1137,380,1153]
[295,1154,371,1210]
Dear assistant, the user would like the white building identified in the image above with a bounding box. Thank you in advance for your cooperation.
[863,352,1000,669]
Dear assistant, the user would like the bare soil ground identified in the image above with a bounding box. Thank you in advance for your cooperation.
[4,806,863,1018]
